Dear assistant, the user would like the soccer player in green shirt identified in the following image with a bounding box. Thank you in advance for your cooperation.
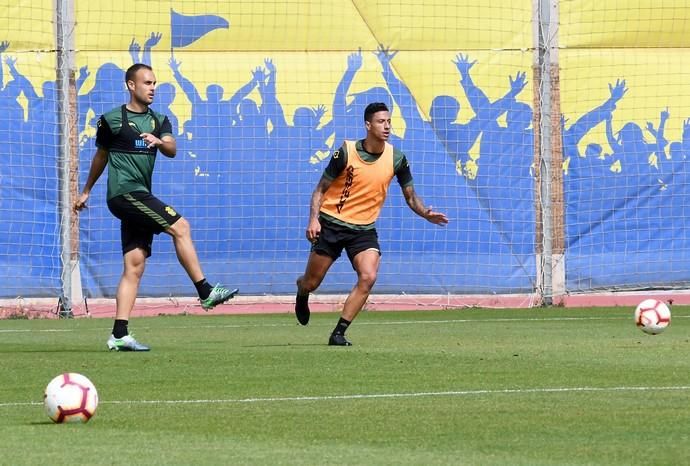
[74,64,237,351]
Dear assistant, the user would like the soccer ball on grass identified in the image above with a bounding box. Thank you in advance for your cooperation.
[634,299,671,335]
[44,372,99,423]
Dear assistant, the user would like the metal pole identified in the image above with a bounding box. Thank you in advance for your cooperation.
[535,0,564,305]
[539,0,553,305]
[56,0,78,317]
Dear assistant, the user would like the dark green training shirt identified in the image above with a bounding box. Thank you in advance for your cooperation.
[95,105,173,200]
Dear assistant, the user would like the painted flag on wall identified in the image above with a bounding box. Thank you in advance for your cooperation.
[170,9,229,48]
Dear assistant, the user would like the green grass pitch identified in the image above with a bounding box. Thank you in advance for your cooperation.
[1,307,690,465]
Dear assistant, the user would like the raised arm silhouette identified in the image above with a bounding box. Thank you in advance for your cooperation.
[129,32,162,66]
[563,79,627,161]
[430,53,526,178]
[259,58,332,160]
[331,48,394,149]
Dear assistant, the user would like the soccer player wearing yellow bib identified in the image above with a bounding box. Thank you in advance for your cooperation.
[295,102,449,345]
[74,64,238,351]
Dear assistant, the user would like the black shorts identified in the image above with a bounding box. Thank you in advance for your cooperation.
[312,218,381,264]
[107,191,181,257]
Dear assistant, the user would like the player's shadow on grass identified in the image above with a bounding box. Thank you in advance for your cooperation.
[240,343,326,348]
[0,348,106,354]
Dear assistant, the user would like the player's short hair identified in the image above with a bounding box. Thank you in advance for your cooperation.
[125,63,153,83]
[364,102,389,122]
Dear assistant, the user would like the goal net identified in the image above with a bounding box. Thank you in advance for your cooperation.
[1,0,689,313]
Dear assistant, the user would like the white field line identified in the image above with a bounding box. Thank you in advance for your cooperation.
[2,314,689,334]
[3,385,690,408]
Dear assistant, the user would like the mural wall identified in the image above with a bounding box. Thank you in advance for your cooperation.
[1,0,689,298]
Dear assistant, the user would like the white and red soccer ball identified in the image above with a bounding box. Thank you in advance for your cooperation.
[44,373,98,423]
[634,299,671,335]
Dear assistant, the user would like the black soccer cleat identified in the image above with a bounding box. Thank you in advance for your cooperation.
[295,293,310,326]
[328,334,352,346]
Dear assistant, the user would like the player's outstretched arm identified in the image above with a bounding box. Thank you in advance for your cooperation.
[305,175,333,243]
[401,185,449,226]
[74,147,108,212]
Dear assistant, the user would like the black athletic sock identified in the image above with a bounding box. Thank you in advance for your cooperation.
[332,317,351,336]
[112,319,129,339]
[195,278,213,300]
[296,292,309,307]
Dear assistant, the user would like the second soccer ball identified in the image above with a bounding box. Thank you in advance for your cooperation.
[634,299,671,335]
